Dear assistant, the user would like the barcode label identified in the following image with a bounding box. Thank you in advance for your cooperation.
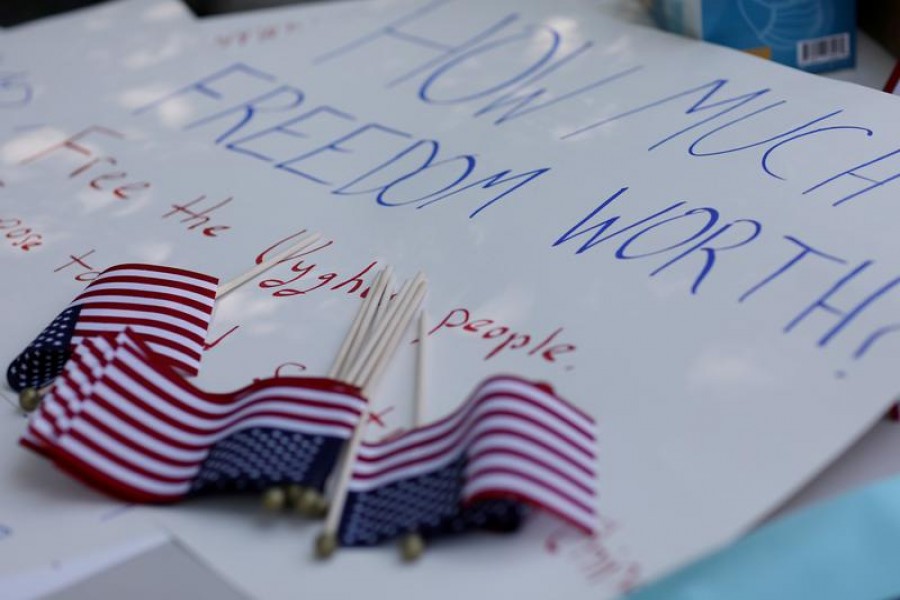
[797,33,850,67]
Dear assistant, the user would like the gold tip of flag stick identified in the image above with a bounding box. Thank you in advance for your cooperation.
[295,488,328,518]
[19,387,41,413]
[315,532,338,559]
[287,484,305,504]
[287,485,327,517]
[400,533,425,562]
[261,486,287,511]
[312,494,329,517]
[19,383,52,413]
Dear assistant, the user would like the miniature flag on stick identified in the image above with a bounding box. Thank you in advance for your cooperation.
[6,263,219,392]
[21,333,121,455]
[26,329,367,503]
[315,272,428,557]
[260,266,396,514]
[335,376,598,547]
[7,230,321,408]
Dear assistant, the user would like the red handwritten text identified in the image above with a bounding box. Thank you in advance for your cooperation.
[215,22,302,48]
[0,216,42,251]
[203,325,240,351]
[20,126,151,201]
[544,517,642,593]
[20,126,237,240]
[429,308,577,365]
[53,249,103,281]
[255,230,377,299]
[162,195,232,237]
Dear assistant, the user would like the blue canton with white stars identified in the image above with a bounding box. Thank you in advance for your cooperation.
[190,427,343,496]
[6,305,81,392]
[338,456,528,547]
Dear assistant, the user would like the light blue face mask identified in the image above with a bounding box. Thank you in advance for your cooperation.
[738,0,834,49]
[628,473,900,600]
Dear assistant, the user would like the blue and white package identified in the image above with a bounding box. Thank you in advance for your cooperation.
[650,0,856,73]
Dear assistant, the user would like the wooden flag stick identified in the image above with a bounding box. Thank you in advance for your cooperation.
[278,268,391,518]
[342,278,413,386]
[271,268,398,516]
[349,273,424,389]
[315,405,368,557]
[313,271,404,518]
[315,276,426,559]
[331,268,388,379]
[328,268,389,379]
[367,272,394,337]
[399,309,428,561]
[360,282,426,394]
[414,310,427,428]
[350,278,416,388]
[264,262,377,514]
[217,231,321,299]
[338,269,392,382]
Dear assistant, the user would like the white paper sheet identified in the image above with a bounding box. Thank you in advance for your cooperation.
[4,1,900,597]
[41,537,249,600]
[0,529,169,600]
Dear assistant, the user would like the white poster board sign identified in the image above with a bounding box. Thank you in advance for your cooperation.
[4,0,900,597]
[0,0,194,140]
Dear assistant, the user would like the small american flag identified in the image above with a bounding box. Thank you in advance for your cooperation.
[24,330,368,503]
[338,376,597,546]
[21,333,121,455]
[6,263,219,392]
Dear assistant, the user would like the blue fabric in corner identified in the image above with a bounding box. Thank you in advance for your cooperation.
[630,475,900,600]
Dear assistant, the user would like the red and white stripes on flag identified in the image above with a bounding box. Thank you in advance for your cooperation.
[28,330,368,503]
[351,376,599,534]
[22,334,121,455]
[71,263,219,376]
